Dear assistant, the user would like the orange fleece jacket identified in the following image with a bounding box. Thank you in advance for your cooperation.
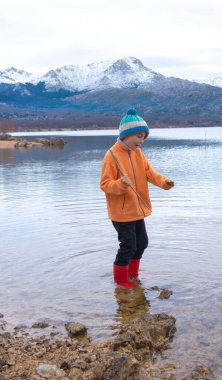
[100,139,169,222]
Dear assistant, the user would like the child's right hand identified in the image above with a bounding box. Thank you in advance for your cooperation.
[121,174,131,187]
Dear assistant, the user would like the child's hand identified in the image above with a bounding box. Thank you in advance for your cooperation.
[121,174,131,187]
[165,179,174,189]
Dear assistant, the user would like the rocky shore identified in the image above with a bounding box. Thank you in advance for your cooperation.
[0,311,215,380]
[0,135,67,149]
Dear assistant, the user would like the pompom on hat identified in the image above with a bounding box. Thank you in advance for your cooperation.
[119,108,149,140]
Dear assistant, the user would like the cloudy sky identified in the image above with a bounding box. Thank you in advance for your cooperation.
[1,0,222,80]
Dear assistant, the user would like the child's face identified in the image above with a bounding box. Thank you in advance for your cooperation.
[123,132,147,151]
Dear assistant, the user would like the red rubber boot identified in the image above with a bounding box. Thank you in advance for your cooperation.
[129,259,140,278]
[113,264,136,288]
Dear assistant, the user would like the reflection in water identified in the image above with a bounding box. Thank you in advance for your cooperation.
[1,128,222,378]
[0,148,15,165]
[114,285,150,326]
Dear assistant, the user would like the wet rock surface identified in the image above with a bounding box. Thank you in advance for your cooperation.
[65,322,88,338]
[182,365,215,379]
[149,286,174,299]
[0,314,217,379]
[112,313,176,353]
[0,289,216,379]
[158,289,174,300]
[32,322,50,329]
[0,313,177,380]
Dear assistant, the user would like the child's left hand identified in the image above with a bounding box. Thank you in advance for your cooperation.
[165,179,175,189]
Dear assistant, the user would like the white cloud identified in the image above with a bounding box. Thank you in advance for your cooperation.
[0,0,222,79]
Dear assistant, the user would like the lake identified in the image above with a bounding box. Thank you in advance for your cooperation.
[0,127,222,378]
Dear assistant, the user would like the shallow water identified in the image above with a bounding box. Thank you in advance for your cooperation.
[1,127,222,378]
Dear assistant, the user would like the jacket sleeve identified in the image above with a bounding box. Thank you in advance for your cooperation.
[142,153,169,189]
[100,155,129,195]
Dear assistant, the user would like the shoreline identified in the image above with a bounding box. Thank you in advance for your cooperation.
[0,312,177,379]
[1,125,222,150]
[0,136,67,150]
[0,313,215,379]
[0,140,17,149]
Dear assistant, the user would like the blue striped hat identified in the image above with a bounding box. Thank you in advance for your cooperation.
[119,108,149,140]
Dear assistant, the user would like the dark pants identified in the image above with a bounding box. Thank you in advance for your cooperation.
[112,219,149,266]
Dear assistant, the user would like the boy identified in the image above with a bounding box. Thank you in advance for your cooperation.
[100,108,174,288]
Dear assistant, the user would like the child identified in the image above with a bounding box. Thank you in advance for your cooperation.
[100,108,174,288]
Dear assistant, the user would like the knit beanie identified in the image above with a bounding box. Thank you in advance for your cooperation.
[119,108,149,140]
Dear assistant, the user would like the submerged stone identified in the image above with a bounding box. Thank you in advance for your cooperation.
[182,365,215,379]
[158,289,173,299]
[65,322,87,337]
[32,322,50,329]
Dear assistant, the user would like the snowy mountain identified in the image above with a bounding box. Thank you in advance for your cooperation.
[196,77,222,88]
[1,57,222,129]
[35,57,158,91]
[1,58,222,92]
[0,58,158,91]
[0,67,35,84]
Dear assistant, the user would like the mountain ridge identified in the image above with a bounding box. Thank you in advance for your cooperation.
[1,57,221,89]
[0,57,222,129]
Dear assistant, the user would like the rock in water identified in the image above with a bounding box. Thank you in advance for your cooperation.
[14,139,29,148]
[65,322,87,337]
[182,365,215,379]
[113,313,176,352]
[32,322,50,329]
[158,288,173,299]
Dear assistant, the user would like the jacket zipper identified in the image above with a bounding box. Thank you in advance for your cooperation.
[128,151,145,217]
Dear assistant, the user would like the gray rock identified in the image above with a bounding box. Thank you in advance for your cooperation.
[65,322,87,338]
[14,139,29,148]
[158,288,173,299]
[14,323,28,331]
[0,313,4,318]
[49,137,66,146]
[150,286,160,291]
[32,322,50,329]
[33,137,66,147]
[36,363,65,378]
[33,138,50,146]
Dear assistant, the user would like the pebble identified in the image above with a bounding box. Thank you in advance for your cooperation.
[32,322,50,329]
[36,363,66,378]
[14,323,28,331]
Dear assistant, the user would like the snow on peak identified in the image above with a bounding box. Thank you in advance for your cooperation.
[0,67,34,84]
[1,59,222,92]
[37,57,156,91]
[195,77,222,88]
